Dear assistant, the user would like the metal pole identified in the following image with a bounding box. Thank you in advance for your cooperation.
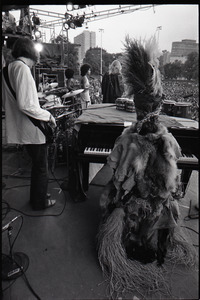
[67,29,69,67]
[99,28,104,81]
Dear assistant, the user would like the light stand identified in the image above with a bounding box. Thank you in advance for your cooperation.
[2,225,29,281]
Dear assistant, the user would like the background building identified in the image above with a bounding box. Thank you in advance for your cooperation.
[162,50,171,65]
[74,30,96,63]
[170,39,199,63]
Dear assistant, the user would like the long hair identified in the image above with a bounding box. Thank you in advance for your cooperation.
[11,37,39,62]
[109,59,122,75]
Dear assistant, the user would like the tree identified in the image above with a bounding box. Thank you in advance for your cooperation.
[83,47,123,76]
[182,52,199,81]
[63,42,79,72]
[163,61,183,79]
[83,47,101,75]
[51,34,79,71]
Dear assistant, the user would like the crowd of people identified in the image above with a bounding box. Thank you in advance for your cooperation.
[162,80,199,120]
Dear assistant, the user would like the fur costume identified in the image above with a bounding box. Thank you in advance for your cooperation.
[97,37,197,299]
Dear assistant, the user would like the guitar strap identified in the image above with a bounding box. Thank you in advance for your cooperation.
[3,65,48,137]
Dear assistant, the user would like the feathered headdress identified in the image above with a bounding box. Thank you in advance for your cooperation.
[122,36,163,122]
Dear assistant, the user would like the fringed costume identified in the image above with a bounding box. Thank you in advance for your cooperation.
[97,37,197,299]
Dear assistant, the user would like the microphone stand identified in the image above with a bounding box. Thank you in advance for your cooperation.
[2,225,29,281]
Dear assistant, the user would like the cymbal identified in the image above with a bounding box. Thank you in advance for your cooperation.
[62,89,84,99]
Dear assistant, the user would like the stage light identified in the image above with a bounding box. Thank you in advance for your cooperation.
[74,16,85,27]
[73,5,79,10]
[66,3,73,11]
[34,30,41,39]
[35,42,43,52]
[66,19,76,29]
[63,15,85,30]
[63,22,69,30]
[65,12,71,20]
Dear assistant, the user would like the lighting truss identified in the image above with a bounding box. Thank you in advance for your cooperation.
[29,5,159,29]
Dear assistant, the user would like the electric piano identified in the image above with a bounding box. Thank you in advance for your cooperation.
[69,104,198,201]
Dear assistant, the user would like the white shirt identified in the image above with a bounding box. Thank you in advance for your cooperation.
[2,59,51,144]
[80,75,91,104]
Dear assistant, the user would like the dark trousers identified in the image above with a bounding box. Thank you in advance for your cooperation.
[25,144,48,209]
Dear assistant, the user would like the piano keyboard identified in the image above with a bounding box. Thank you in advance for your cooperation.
[178,153,198,164]
[83,147,198,165]
[84,147,112,156]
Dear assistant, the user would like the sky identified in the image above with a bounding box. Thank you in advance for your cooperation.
[10,4,199,54]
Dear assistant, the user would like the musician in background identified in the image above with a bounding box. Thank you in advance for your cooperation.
[101,59,124,103]
[2,10,17,34]
[80,63,91,109]
[2,37,57,211]
[64,68,75,105]
[65,68,75,92]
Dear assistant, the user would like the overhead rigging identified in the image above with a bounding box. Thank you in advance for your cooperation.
[29,5,158,31]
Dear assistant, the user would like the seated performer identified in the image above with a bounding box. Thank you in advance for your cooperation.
[97,37,197,298]
[64,68,75,105]
[2,10,17,34]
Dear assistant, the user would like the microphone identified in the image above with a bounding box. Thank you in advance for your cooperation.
[2,215,21,232]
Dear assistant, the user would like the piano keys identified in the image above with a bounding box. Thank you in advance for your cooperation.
[69,122,198,202]
[84,147,112,156]
[83,145,198,167]
[178,153,198,166]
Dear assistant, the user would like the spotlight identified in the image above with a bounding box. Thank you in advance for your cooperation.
[34,30,41,39]
[64,12,71,20]
[34,42,43,52]
[63,22,69,30]
[74,16,85,27]
[73,5,79,10]
[66,3,73,11]
[64,15,85,30]
[67,21,76,29]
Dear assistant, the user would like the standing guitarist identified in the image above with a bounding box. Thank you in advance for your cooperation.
[2,37,57,210]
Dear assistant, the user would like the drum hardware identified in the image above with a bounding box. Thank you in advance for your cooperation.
[56,109,80,120]
[46,104,69,110]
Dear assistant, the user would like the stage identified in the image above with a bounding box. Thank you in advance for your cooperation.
[2,144,199,300]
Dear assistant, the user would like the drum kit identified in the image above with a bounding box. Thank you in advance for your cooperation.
[38,87,84,120]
